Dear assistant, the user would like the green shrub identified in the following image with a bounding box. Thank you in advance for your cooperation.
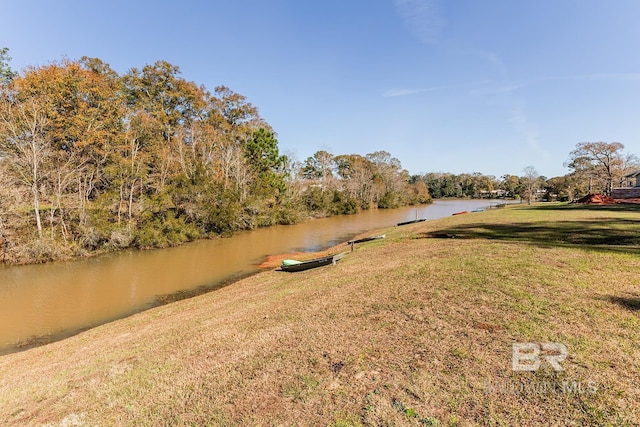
[134,210,200,248]
[330,190,358,215]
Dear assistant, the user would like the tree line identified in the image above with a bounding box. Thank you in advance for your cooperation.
[415,141,639,203]
[0,52,429,264]
[295,150,431,215]
[525,141,639,203]
[1,50,637,265]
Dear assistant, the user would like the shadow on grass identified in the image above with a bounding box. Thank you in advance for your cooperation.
[523,203,640,213]
[604,295,640,311]
[424,217,640,254]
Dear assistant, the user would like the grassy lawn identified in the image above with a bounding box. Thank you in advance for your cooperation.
[1,203,639,426]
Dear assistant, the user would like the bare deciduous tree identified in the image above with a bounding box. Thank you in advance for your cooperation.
[521,166,541,205]
[0,92,51,237]
[566,141,635,194]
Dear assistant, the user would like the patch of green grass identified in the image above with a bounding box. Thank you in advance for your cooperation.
[427,204,640,254]
[329,413,363,427]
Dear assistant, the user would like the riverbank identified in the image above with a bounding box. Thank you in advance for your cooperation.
[0,199,432,267]
[0,201,490,355]
[1,203,639,425]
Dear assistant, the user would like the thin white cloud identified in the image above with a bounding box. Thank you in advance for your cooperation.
[470,83,524,96]
[509,105,548,159]
[471,72,640,96]
[394,0,446,44]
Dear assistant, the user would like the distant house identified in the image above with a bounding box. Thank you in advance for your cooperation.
[611,171,640,199]
[622,171,640,188]
[477,189,507,198]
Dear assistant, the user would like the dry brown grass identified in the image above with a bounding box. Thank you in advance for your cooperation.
[1,204,639,426]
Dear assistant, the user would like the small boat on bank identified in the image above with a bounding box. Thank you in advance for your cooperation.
[280,253,345,272]
[396,218,427,226]
[471,208,485,213]
[347,234,385,244]
[452,211,468,216]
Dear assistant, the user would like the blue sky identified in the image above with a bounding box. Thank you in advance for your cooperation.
[2,0,640,178]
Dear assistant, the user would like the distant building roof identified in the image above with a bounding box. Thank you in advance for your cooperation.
[623,170,640,178]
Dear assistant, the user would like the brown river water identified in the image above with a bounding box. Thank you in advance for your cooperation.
[0,200,498,354]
